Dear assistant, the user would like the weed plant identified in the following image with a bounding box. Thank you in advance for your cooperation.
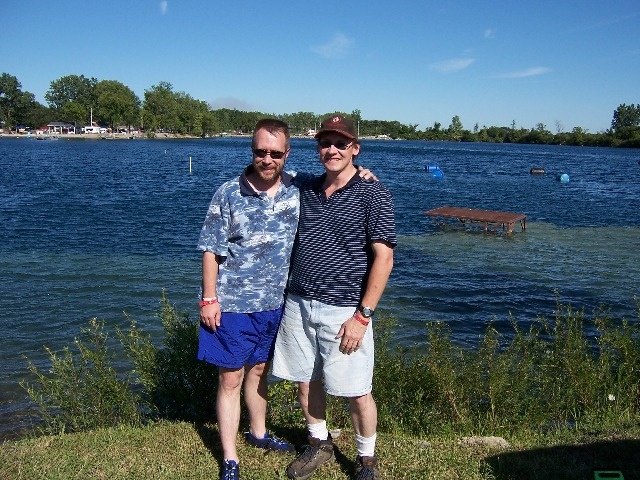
[22,318,144,434]
[21,293,640,440]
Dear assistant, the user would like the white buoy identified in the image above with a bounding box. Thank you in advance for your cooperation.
[189,156,192,174]
[559,173,570,183]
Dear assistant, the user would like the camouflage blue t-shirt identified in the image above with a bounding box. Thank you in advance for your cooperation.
[197,166,300,313]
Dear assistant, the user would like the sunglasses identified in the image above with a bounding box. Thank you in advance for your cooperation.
[318,139,353,150]
[252,148,287,160]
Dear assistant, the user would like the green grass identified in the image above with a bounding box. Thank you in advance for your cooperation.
[2,421,639,479]
[4,291,640,479]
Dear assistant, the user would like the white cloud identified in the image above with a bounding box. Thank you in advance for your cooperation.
[498,67,552,78]
[160,1,168,15]
[311,33,354,59]
[429,57,475,73]
[484,28,496,39]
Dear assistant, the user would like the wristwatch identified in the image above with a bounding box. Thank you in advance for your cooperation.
[358,305,375,318]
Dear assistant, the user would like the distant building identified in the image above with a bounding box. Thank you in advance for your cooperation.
[47,122,76,134]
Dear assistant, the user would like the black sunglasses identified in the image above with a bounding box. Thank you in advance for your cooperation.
[252,148,287,160]
[318,139,353,150]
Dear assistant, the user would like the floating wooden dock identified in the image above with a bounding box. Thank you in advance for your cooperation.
[425,206,527,233]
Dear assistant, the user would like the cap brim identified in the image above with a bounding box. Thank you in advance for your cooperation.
[314,129,356,140]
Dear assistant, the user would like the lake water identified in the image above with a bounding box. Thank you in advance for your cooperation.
[1,136,639,441]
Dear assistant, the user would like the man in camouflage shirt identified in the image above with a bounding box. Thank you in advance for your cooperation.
[197,119,298,480]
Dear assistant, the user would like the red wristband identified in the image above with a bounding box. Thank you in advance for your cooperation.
[353,314,370,326]
[198,298,218,307]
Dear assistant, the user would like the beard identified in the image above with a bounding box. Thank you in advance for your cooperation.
[255,162,284,182]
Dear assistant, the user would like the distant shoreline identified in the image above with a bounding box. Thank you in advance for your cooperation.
[0,132,194,140]
[0,132,394,141]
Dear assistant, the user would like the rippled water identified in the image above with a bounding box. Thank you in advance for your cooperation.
[1,136,639,440]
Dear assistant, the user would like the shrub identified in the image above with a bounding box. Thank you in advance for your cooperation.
[370,296,640,436]
[22,318,144,435]
[21,293,640,439]
[120,292,218,421]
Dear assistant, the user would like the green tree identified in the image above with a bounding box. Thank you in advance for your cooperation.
[201,109,221,136]
[611,103,640,132]
[95,80,140,129]
[611,103,640,144]
[0,73,50,130]
[280,111,319,135]
[448,115,463,141]
[0,73,23,129]
[174,92,209,135]
[61,102,90,127]
[351,109,362,136]
[142,81,180,132]
[210,108,262,134]
[569,126,586,146]
[45,75,98,121]
[21,99,52,129]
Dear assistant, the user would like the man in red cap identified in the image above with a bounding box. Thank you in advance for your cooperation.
[272,114,397,480]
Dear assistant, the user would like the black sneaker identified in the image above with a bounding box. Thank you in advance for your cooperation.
[354,455,380,480]
[244,431,296,453]
[286,435,334,480]
[220,459,240,480]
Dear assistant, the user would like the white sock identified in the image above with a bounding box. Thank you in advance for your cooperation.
[355,432,377,457]
[307,421,329,441]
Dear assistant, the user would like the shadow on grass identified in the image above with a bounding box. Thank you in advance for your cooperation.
[486,440,640,480]
[194,422,224,470]
[194,423,358,478]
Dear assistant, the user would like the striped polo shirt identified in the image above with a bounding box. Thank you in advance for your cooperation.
[288,172,397,306]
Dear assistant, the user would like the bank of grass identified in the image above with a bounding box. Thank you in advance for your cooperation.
[2,420,639,479]
[2,292,639,479]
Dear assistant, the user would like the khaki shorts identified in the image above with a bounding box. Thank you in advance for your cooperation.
[271,294,374,397]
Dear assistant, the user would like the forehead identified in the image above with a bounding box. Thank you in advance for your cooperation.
[254,128,288,147]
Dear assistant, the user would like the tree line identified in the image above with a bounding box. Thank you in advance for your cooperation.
[1,72,639,147]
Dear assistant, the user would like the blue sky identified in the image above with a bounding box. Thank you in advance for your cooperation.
[2,1,639,133]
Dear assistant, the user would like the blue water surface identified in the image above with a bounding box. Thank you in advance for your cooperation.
[1,136,639,439]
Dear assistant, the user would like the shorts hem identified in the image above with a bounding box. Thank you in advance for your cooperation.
[326,386,372,397]
[270,369,321,384]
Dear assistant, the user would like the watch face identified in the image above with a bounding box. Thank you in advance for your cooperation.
[360,306,374,318]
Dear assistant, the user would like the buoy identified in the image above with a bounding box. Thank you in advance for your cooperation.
[558,173,570,183]
[425,164,444,178]
[530,167,545,175]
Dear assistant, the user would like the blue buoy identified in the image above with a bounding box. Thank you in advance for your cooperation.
[559,173,570,183]
[425,164,444,178]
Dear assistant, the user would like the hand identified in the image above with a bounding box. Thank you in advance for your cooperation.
[335,316,367,355]
[357,165,378,181]
[200,303,221,331]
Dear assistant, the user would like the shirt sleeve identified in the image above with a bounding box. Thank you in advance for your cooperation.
[197,184,232,256]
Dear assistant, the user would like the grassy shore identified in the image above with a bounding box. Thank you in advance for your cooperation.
[2,420,639,479]
[3,295,639,479]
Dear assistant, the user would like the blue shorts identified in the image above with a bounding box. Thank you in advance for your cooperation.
[197,306,283,369]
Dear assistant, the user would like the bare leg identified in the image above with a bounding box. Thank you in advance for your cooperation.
[349,393,377,437]
[298,380,327,425]
[217,366,245,461]
[243,362,268,438]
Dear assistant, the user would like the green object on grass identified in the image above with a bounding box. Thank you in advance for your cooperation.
[593,470,624,480]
